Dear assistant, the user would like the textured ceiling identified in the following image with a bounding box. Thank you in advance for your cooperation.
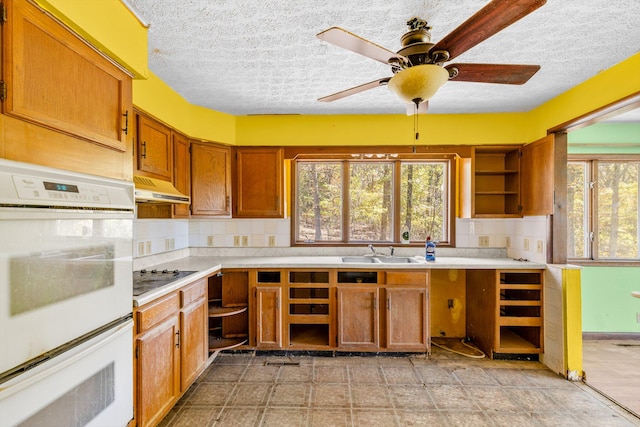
[126,0,640,118]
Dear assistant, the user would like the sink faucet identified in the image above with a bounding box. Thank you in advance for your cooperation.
[367,244,377,256]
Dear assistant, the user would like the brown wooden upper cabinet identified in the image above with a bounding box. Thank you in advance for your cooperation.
[233,147,284,218]
[0,0,133,179]
[172,132,191,218]
[191,142,232,217]
[459,146,521,218]
[135,112,173,181]
[521,134,555,216]
[459,137,554,218]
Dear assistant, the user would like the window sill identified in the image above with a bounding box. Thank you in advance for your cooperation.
[568,260,640,267]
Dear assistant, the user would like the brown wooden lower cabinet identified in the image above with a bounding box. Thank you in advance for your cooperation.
[386,287,428,350]
[255,286,282,348]
[466,269,544,358]
[134,294,181,427]
[337,286,380,349]
[179,280,208,389]
[134,278,209,427]
[248,268,430,353]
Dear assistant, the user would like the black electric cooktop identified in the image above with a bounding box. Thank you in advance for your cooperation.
[132,269,197,296]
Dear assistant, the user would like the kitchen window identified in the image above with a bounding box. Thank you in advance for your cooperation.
[293,156,452,245]
[568,157,640,262]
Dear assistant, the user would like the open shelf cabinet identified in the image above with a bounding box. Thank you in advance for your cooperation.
[208,271,248,353]
[466,269,543,358]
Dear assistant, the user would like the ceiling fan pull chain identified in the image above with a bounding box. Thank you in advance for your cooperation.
[414,101,420,142]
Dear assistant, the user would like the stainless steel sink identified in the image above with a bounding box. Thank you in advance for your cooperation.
[341,256,381,263]
[376,257,423,263]
[340,256,423,264]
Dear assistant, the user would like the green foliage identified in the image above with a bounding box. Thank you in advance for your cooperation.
[296,160,448,243]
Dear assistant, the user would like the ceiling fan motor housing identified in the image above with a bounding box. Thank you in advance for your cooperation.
[397,28,437,70]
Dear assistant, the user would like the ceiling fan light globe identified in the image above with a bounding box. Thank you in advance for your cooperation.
[388,64,449,103]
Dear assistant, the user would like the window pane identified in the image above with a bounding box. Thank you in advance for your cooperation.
[597,162,639,259]
[567,162,589,258]
[296,162,342,241]
[349,163,393,241]
[400,162,447,242]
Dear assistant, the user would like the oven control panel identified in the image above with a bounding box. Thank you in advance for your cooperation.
[12,174,112,204]
[0,158,134,209]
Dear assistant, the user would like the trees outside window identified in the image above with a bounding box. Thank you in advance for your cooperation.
[568,158,639,261]
[294,158,450,244]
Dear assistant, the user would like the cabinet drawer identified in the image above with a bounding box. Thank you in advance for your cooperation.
[385,271,427,286]
[180,279,206,307]
[136,292,180,333]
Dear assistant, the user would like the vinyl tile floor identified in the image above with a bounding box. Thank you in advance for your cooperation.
[159,347,640,427]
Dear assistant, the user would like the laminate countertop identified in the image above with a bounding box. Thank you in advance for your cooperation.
[133,255,545,307]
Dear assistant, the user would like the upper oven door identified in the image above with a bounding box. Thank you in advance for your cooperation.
[0,208,133,375]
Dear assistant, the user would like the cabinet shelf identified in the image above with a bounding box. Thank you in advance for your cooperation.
[207,271,249,355]
[475,191,519,195]
[208,336,248,351]
[208,305,248,318]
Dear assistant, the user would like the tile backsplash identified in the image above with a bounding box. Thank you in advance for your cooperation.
[135,216,548,263]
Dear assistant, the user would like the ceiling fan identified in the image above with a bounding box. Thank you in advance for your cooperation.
[317,0,546,114]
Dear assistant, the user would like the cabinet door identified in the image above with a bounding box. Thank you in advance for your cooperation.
[173,132,191,218]
[385,287,428,350]
[135,316,180,427]
[136,113,173,181]
[180,297,207,391]
[255,287,282,348]
[2,0,131,153]
[234,147,284,218]
[521,134,555,216]
[337,287,379,349]
[191,142,232,216]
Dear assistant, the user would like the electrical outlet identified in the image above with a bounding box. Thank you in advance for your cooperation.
[536,240,544,253]
[138,242,145,256]
[637,312,640,323]
[164,239,170,251]
[268,236,276,247]
[145,241,152,254]
[478,236,490,247]
[170,238,175,250]
[233,236,240,247]
[242,236,249,246]
[506,236,511,248]
[524,238,530,251]
[207,235,214,247]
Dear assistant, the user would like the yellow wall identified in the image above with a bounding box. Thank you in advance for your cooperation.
[133,73,236,144]
[35,0,148,78]
[235,112,531,146]
[37,1,640,147]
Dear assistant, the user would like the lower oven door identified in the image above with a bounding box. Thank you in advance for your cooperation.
[0,319,133,427]
[0,209,132,375]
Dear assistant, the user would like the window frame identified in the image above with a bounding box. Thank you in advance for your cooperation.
[291,154,456,247]
[567,154,640,265]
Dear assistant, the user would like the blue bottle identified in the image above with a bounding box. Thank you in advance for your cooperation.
[425,236,436,261]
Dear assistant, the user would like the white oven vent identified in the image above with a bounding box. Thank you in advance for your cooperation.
[133,175,190,204]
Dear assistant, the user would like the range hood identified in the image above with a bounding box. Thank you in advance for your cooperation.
[133,176,190,204]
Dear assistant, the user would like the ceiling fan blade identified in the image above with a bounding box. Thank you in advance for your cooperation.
[406,101,429,116]
[318,78,391,102]
[317,27,408,65]
[432,0,546,61]
[446,63,540,84]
